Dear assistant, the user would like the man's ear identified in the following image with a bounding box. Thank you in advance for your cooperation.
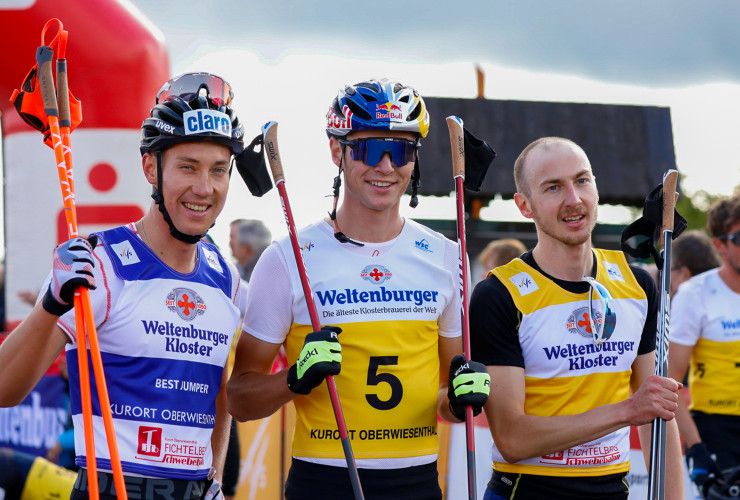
[329,137,343,168]
[514,192,534,220]
[143,152,157,186]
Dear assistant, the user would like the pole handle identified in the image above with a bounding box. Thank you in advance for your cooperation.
[446,116,465,179]
[262,121,285,183]
[661,170,679,236]
[36,46,59,117]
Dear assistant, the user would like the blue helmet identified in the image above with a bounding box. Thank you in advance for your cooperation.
[326,79,429,138]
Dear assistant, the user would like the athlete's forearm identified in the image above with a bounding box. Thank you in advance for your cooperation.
[210,371,231,482]
[637,419,685,500]
[227,369,295,421]
[488,399,631,463]
[437,386,459,422]
[0,303,67,406]
[674,388,702,447]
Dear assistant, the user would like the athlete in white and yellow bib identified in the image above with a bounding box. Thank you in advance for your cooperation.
[228,79,490,500]
[470,137,685,500]
[669,196,740,491]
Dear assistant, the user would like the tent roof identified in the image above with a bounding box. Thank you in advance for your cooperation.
[417,97,677,206]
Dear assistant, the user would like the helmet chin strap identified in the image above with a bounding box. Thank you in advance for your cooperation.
[152,150,212,245]
[329,146,363,247]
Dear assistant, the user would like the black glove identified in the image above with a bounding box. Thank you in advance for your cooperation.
[287,326,342,395]
[42,236,98,316]
[686,442,721,494]
[448,355,490,421]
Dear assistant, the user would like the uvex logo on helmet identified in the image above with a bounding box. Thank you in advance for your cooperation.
[183,109,232,137]
[154,119,176,134]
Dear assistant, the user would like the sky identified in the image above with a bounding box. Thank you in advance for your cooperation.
[44,0,740,251]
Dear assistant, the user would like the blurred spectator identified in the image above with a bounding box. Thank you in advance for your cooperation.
[669,195,740,496]
[477,238,527,279]
[670,229,722,295]
[229,219,272,282]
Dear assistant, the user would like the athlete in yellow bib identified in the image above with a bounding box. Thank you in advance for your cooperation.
[227,79,490,499]
[469,137,685,500]
[669,194,740,496]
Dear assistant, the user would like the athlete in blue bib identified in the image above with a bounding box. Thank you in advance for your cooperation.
[0,72,247,500]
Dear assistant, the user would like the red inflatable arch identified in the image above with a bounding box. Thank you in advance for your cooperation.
[0,0,169,330]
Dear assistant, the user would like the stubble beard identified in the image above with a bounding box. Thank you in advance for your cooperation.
[533,205,598,247]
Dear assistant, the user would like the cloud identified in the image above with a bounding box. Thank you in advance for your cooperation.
[133,0,740,86]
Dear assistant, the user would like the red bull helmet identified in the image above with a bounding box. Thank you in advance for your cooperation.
[326,78,429,139]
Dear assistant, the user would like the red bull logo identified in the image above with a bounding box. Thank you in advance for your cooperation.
[327,105,353,133]
[376,102,404,121]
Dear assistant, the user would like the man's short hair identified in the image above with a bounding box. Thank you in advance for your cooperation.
[236,220,272,253]
[672,230,721,276]
[707,194,740,238]
[513,137,582,196]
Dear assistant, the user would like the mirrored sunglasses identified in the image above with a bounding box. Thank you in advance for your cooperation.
[718,230,740,247]
[338,137,419,168]
[581,276,617,345]
[157,72,233,107]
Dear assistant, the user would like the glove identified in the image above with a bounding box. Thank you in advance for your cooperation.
[42,236,98,316]
[686,442,721,494]
[287,326,342,395]
[448,355,491,421]
[203,479,223,500]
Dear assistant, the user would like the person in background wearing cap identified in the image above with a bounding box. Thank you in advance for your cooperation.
[669,196,740,497]
[229,219,272,282]
[227,78,490,499]
[470,137,684,500]
[0,72,247,499]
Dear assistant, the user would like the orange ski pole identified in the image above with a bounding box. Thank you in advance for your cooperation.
[37,21,128,499]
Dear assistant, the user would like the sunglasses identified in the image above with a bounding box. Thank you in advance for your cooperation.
[718,230,740,247]
[157,73,233,107]
[338,137,419,168]
[581,276,617,345]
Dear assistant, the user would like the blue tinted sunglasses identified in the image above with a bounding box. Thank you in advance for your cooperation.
[718,230,740,247]
[581,276,617,345]
[338,137,419,167]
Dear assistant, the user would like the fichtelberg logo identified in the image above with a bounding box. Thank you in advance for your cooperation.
[137,426,162,457]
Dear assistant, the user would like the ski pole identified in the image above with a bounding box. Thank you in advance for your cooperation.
[446,115,479,500]
[647,169,679,500]
[36,23,128,500]
[261,121,365,500]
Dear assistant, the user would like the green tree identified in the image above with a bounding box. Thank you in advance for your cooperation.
[676,189,724,233]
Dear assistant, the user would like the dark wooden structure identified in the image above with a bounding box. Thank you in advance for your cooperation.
[411,97,678,255]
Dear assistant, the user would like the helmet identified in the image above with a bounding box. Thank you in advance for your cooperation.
[326,78,429,139]
[139,72,245,244]
[140,72,245,155]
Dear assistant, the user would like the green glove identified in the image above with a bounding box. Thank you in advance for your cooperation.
[448,355,490,421]
[287,326,342,395]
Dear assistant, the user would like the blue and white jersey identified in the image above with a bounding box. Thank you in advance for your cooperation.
[58,224,241,480]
